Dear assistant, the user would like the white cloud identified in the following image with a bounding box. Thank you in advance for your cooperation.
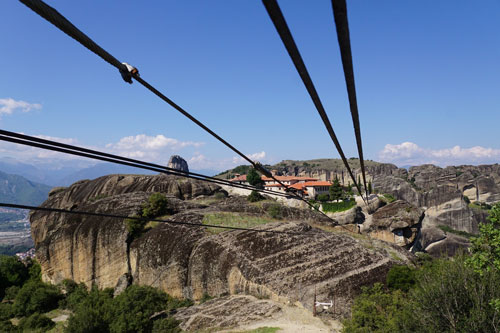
[379,142,500,166]
[0,98,41,116]
[0,133,205,168]
[106,134,203,152]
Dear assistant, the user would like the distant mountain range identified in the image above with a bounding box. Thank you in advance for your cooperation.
[0,159,219,188]
[0,170,52,206]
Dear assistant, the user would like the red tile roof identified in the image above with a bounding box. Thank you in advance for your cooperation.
[231,175,247,181]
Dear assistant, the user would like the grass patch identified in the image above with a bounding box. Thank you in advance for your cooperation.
[438,225,476,239]
[144,221,162,231]
[321,200,356,213]
[202,212,278,234]
[381,193,396,203]
[88,193,109,202]
[468,202,492,211]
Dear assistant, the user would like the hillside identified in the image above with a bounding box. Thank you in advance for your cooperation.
[29,173,413,325]
[0,170,51,206]
[219,159,500,256]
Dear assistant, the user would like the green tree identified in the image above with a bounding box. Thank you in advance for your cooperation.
[19,313,55,332]
[329,178,343,202]
[368,181,373,195]
[342,283,408,333]
[467,203,500,274]
[13,280,63,316]
[0,255,29,298]
[246,168,264,189]
[109,285,170,333]
[64,285,114,333]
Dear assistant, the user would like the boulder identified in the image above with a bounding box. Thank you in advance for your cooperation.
[367,200,423,247]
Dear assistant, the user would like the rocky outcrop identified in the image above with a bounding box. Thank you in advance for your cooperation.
[30,173,413,317]
[174,295,282,331]
[267,159,499,243]
[363,200,423,248]
[168,155,189,173]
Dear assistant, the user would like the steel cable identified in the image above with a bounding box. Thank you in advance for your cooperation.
[18,0,335,220]
[262,0,366,203]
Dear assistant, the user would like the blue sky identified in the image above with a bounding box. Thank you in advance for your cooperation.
[1,0,500,171]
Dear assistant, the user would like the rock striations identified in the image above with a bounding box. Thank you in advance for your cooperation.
[30,173,413,317]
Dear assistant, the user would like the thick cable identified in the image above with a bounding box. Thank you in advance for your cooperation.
[331,0,368,199]
[18,0,332,217]
[262,0,365,203]
[0,202,303,236]
[0,130,290,198]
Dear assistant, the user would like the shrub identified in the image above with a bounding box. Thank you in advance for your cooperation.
[125,215,147,241]
[0,255,29,298]
[152,317,182,333]
[0,303,13,321]
[322,200,355,213]
[142,193,169,218]
[0,320,17,332]
[64,285,114,333]
[316,194,329,202]
[109,285,170,333]
[214,192,227,200]
[267,204,283,219]
[342,283,407,332]
[386,265,415,292]
[19,313,55,332]
[382,193,396,203]
[247,190,264,202]
[463,195,470,204]
[4,286,20,301]
[61,281,89,311]
[13,280,63,316]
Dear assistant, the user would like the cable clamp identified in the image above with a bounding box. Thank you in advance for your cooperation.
[119,62,139,84]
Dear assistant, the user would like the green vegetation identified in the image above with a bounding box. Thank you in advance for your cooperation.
[247,190,265,202]
[317,193,329,202]
[467,203,500,274]
[0,254,189,332]
[468,201,492,211]
[202,212,277,234]
[0,171,51,206]
[322,200,356,213]
[437,224,476,239]
[18,313,55,332]
[344,203,500,332]
[463,195,471,204]
[381,193,396,203]
[125,193,169,241]
[88,193,109,202]
[329,178,343,202]
[247,168,263,188]
[266,204,283,219]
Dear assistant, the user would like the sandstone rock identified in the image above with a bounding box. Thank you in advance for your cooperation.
[366,200,423,248]
[324,205,364,225]
[114,273,132,296]
[174,295,282,331]
[168,155,189,173]
[370,200,423,232]
[30,174,414,317]
[425,233,470,257]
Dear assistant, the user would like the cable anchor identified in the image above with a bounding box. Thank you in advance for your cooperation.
[119,62,139,84]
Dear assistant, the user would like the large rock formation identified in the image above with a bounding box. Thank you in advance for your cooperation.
[30,173,413,317]
[167,155,189,173]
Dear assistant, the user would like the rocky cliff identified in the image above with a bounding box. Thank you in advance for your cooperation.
[265,159,500,254]
[30,173,413,317]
